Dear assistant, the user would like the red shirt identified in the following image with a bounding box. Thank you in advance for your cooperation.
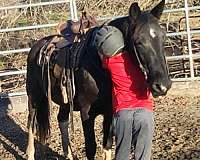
[102,51,154,113]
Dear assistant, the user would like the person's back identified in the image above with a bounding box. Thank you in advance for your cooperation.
[102,51,153,113]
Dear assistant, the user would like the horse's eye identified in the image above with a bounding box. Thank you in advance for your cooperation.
[163,36,166,41]
[161,30,166,39]
[150,29,157,38]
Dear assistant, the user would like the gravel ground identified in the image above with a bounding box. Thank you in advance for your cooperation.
[0,83,200,160]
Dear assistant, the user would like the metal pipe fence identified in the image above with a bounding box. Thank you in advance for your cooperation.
[184,0,194,78]
[0,0,70,10]
[0,0,200,98]
[0,0,77,98]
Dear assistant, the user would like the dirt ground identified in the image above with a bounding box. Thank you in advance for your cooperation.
[0,82,200,160]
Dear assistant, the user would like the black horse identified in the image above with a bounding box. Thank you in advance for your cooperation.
[26,0,171,159]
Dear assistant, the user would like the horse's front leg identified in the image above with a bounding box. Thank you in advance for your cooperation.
[81,106,96,160]
[80,104,91,122]
[26,95,36,160]
[57,105,72,159]
[103,149,112,160]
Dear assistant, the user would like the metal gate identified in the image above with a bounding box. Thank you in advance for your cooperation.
[0,0,78,98]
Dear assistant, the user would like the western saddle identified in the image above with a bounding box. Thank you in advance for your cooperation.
[56,11,99,41]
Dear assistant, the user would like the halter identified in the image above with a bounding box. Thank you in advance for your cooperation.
[133,41,170,81]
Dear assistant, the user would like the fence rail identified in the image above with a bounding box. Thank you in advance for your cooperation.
[1,29,200,57]
[0,70,26,77]
[0,48,31,57]
[0,0,70,11]
[0,23,59,33]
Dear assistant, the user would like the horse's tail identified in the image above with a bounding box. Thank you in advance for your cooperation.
[36,96,50,143]
[26,36,54,143]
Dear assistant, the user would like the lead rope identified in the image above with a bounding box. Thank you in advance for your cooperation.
[65,60,78,159]
[47,57,52,131]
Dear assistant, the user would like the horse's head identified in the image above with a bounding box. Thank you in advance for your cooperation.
[110,0,172,97]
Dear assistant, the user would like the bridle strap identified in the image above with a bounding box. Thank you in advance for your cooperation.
[132,44,147,79]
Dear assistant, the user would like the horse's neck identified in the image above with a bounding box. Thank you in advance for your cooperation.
[109,17,140,66]
[109,16,129,36]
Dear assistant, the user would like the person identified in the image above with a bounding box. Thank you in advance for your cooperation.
[94,25,154,160]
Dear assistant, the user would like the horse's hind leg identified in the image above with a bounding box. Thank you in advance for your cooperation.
[102,103,113,160]
[57,105,72,159]
[102,115,113,160]
[26,95,36,160]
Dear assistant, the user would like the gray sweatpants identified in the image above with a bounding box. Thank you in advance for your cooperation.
[113,108,154,160]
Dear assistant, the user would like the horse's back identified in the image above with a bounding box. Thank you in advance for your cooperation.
[27,35,55,64]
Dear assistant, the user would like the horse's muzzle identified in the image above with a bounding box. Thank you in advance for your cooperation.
[151,80,172,98]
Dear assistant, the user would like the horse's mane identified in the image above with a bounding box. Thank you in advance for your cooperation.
[108,13,154,54]
[108,16,129,40]
[108,16,138,65]
[108,16,135,53]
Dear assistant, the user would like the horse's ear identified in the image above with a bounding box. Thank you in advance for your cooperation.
[150,0,165,19]
[129,3,141,21]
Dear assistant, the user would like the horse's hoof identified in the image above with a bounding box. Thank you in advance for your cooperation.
[63,154,73,160]
[64,155,79,160]
[27,155,35,160]
[73,155,79,160]
[26,149,35,160]
[102,149,112,160]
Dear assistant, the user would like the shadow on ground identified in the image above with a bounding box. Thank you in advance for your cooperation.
[0,95,65,160]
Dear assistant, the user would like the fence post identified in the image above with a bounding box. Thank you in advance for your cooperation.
[69,0,78,21]
[72,0,78,21]
[184,0,195,78]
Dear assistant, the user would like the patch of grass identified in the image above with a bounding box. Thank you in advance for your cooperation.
[47,12,69,22]
[17,18,30,27]
[0,59,5,70]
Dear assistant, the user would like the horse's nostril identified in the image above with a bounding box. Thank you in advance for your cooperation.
[153,83,167,93]
[160,84,167,93]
